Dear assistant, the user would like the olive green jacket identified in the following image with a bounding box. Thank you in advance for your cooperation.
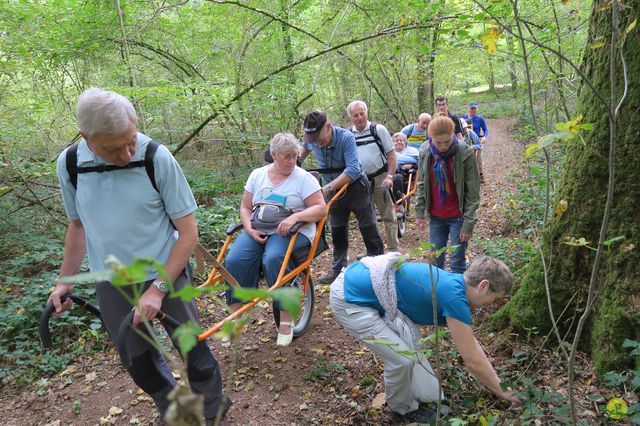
[415,142,480,235]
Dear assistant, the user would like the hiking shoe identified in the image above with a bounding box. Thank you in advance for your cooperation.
[319,270,340,284]
[391,405,436,424]
[206,417,228,426]
[419,402,450,419]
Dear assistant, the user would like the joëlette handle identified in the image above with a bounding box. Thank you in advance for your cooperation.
[115,309,182,359]
[40,294,101,350]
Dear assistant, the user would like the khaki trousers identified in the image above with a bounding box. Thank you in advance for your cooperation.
[371,173,399,251]
[329,274,442,414]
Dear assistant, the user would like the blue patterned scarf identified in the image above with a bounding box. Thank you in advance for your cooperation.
[429,136,458,206]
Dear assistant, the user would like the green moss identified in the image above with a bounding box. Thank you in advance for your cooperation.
[492,1,640,376]
[590,277,640,373]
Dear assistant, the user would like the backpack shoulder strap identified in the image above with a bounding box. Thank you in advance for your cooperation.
[144,140,160,193]
[65,144,79,190]
[369,121,379,141]
[368,122,386,158]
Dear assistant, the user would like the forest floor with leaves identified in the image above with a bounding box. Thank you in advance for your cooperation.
[0,119,611,425]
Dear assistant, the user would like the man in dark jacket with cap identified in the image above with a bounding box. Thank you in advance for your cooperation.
[300,111,384,284]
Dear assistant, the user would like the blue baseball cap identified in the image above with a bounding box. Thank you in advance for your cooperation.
[469,102,479,108]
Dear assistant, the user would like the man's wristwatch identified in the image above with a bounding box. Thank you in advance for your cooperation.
[327,184,334,192]
[386,175,394,180]
[153,279,169,293]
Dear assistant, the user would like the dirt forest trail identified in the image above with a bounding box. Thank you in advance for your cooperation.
[0,118,546,426]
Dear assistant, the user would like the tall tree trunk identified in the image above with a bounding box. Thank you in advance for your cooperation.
[427,26,439,113]
[505,26,518,92]
[280,0,295,87]
[492,0,640,374]
[279,0,298,128]
[417,33,431,115]
[487,54,496,95]
[417,14,440,116]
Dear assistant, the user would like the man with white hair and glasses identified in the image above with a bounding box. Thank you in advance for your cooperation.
[48,88,231,424]
[347,100,399,253]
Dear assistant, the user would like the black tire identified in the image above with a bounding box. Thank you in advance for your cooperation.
[273,272,314,337]
[397,210,407,238]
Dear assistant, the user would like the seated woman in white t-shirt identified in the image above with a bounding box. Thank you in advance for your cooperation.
[225,133,326,346]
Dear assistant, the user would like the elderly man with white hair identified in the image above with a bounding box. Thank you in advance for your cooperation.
[347,100,399,253]
[401,112,432,150]
[48,88,231,424]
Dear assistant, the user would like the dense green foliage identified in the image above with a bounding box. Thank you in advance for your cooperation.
[0,0,606,394]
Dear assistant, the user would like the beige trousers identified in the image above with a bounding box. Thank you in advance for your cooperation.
[371,173,399,251]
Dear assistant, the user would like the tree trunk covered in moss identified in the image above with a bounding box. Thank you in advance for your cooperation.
[492,0,640,375]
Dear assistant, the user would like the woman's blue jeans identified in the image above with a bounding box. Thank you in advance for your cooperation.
[429,215,468,273]
[225,231,310,309]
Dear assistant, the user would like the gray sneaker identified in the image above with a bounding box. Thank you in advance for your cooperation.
[319,270,340,284]
[391,405,436,424]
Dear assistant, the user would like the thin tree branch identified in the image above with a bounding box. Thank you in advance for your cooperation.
[537,233,569,361]
[123,39,205,80]
[210,0,323,45]
[374,51,409,125]
[172,22,443,155]
[471,0,610,113]
[13,170,66,226]
[511,0,551,227]
[522,21,571,120]
[211,0,462,125]
[113,0,147,134]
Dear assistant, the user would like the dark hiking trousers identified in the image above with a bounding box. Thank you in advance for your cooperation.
[329,177,384,274]
[96,267,232,420]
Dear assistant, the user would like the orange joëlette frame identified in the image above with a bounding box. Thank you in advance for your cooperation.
[394,170,418,207]
[196,184,348,341]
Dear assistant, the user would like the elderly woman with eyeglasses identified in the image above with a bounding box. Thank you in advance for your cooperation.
[224,133,326,346]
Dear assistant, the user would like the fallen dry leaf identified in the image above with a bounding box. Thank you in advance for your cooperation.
[108,406,123,416]
[371,392,386,409]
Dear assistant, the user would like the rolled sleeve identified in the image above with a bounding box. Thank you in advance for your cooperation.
[340,134,362,182]
[480,117,489,137]
[56,149,79,220]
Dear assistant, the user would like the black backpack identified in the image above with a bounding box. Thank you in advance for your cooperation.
[65,140,161,192]
[351,122,389,178]
[352,121,386,158]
